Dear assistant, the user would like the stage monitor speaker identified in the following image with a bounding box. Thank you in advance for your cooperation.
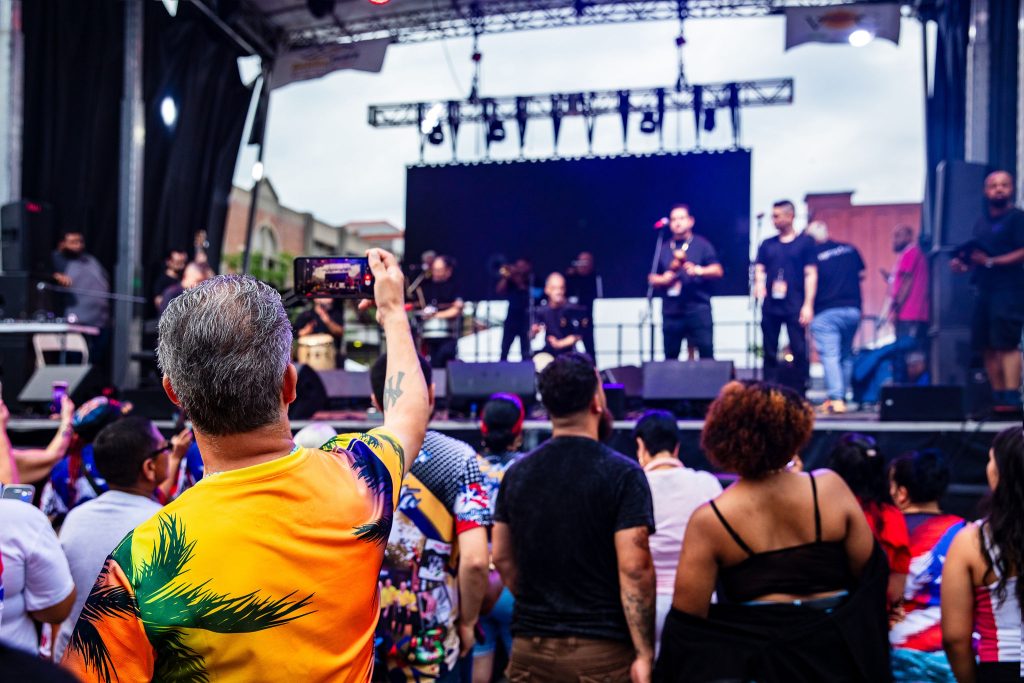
[0,273,32,319]
[1,200,56,275]
[317,370,372,400]
[446,362,535,409]
[18,365,102,405]
[642,360,735,401]
[602,366,643,398]
[934,161,989,247]
[880,385,965,422]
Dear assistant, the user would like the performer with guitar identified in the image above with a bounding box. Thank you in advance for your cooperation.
[647,204,723,360]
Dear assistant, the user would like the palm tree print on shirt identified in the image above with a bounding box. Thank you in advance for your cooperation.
[68,514,315,683]
[322,432,402,545]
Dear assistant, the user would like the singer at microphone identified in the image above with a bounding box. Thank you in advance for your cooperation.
[646,204,724,361]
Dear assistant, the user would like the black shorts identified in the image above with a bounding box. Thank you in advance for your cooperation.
[972,289,1024,351]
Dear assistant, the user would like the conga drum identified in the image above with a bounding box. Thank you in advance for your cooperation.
[297,334,336,370]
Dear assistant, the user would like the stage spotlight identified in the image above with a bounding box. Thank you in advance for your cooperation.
[420,102,444,134]
[703,107,716,132]
[639,111,657,134]
[487,119,506,143]
[160,96,177,128]
[848,29,875,47]
[427,122,445,145]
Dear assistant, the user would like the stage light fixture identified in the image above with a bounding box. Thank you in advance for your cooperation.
[487,118,506,143]
[251,161,264,182]
[848,29,875,47]
[160,96,177,128]
[639,111,657,134]
[427,122,445,145]
[420,102,445,134]
[703,107,716,132]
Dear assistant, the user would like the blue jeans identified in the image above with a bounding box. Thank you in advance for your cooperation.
[810,307,861,401]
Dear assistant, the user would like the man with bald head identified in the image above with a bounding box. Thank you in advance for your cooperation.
[951,170,1024,414]
[536,272,585,358]
[880,224,929,384]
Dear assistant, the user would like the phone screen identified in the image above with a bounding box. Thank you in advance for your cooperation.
[294,256,375,299]
[50,381,68,415]
[1,484,36,503]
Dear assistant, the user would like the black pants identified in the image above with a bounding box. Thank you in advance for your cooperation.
[424,337,458,369]
[579,305,596,361]
[664,307,714,360]
[893,321,928,384]
[500,310,531,361]
[761,310,808,391]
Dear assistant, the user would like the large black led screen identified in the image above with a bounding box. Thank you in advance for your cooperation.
[405,151,751,300]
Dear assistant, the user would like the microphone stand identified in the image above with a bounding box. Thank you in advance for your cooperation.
[37,281,146,303]
[749,213,765,380]
[644,226,668,363]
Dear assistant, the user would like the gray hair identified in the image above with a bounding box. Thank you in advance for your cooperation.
[157,275,292,436]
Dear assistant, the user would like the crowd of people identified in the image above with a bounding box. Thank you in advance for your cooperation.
[0,247,1020,682]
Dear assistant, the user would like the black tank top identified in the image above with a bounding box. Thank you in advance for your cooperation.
[710,473,855,604]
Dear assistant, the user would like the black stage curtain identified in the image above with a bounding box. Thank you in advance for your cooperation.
[921,0,970,248]
[22,1,252,284]
[987,0,1019,174]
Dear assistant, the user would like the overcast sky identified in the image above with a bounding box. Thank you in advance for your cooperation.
[235,14,927,231]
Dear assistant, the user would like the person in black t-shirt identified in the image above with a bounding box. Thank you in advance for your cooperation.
[493,353,655,682]
[648,204,724,360]
[755,200,818,392]
[534,272,588,359]
[566,251,601,360]
[950,170,1024,414]
[807,221,865,414]
[497,258,533,361]
[293,297,346,366]
[416,255,464,368]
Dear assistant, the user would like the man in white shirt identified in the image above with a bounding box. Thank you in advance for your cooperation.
[634,410,722,651]
[54,416,186,662]
[0,499,75,653]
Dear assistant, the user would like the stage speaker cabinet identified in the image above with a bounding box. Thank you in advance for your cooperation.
[317,370,372,401]
[880,385,965,422]
[0,273,32,319]
[930,326,976,387]
[18,365,102,406]
[929,250,976,329]
[934,161,989,247]
[642,360,735,401]
[446,362,536,410]
[1,200,56,275]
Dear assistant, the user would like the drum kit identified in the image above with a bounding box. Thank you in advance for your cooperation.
[296,334,336,371]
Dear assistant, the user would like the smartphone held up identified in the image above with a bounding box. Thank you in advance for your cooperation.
[294,256,375,300]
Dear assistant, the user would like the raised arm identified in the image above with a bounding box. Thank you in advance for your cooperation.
[615,526,656,683]
[13,395,75,483]
[368,248,430,472]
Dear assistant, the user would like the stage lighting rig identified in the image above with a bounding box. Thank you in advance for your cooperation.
[371,78,794,160]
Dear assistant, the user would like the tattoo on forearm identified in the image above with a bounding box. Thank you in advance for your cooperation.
[383,371,405,410]
[624,589,656,653]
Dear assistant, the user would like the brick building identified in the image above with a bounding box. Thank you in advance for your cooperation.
[221,179,404,280]
[804,192,922,323]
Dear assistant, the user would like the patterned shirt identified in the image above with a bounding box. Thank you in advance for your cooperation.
[377,431,491,682]
[62,430,404,683]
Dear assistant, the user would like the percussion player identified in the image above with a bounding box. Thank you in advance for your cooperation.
[294,298,346,368]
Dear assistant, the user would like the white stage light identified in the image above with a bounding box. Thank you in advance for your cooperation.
[848,29,875,47]
[160,97,178,127]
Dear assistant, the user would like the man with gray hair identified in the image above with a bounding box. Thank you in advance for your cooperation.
[62,249,429,682]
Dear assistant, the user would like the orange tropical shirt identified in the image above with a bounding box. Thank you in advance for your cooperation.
[62,429,404,683]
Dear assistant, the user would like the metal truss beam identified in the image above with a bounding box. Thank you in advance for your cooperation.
[368,78,793,128]
[287,0,898,48]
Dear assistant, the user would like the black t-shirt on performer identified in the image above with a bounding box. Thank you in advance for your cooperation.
[972,208,1024,291]
[814,240,865,313]
[756,233,817,317]
[505,280,531,314]
[494,436,655,642]
[537,304,589,356]
[420,278,460,307]
[656,234,720,317]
